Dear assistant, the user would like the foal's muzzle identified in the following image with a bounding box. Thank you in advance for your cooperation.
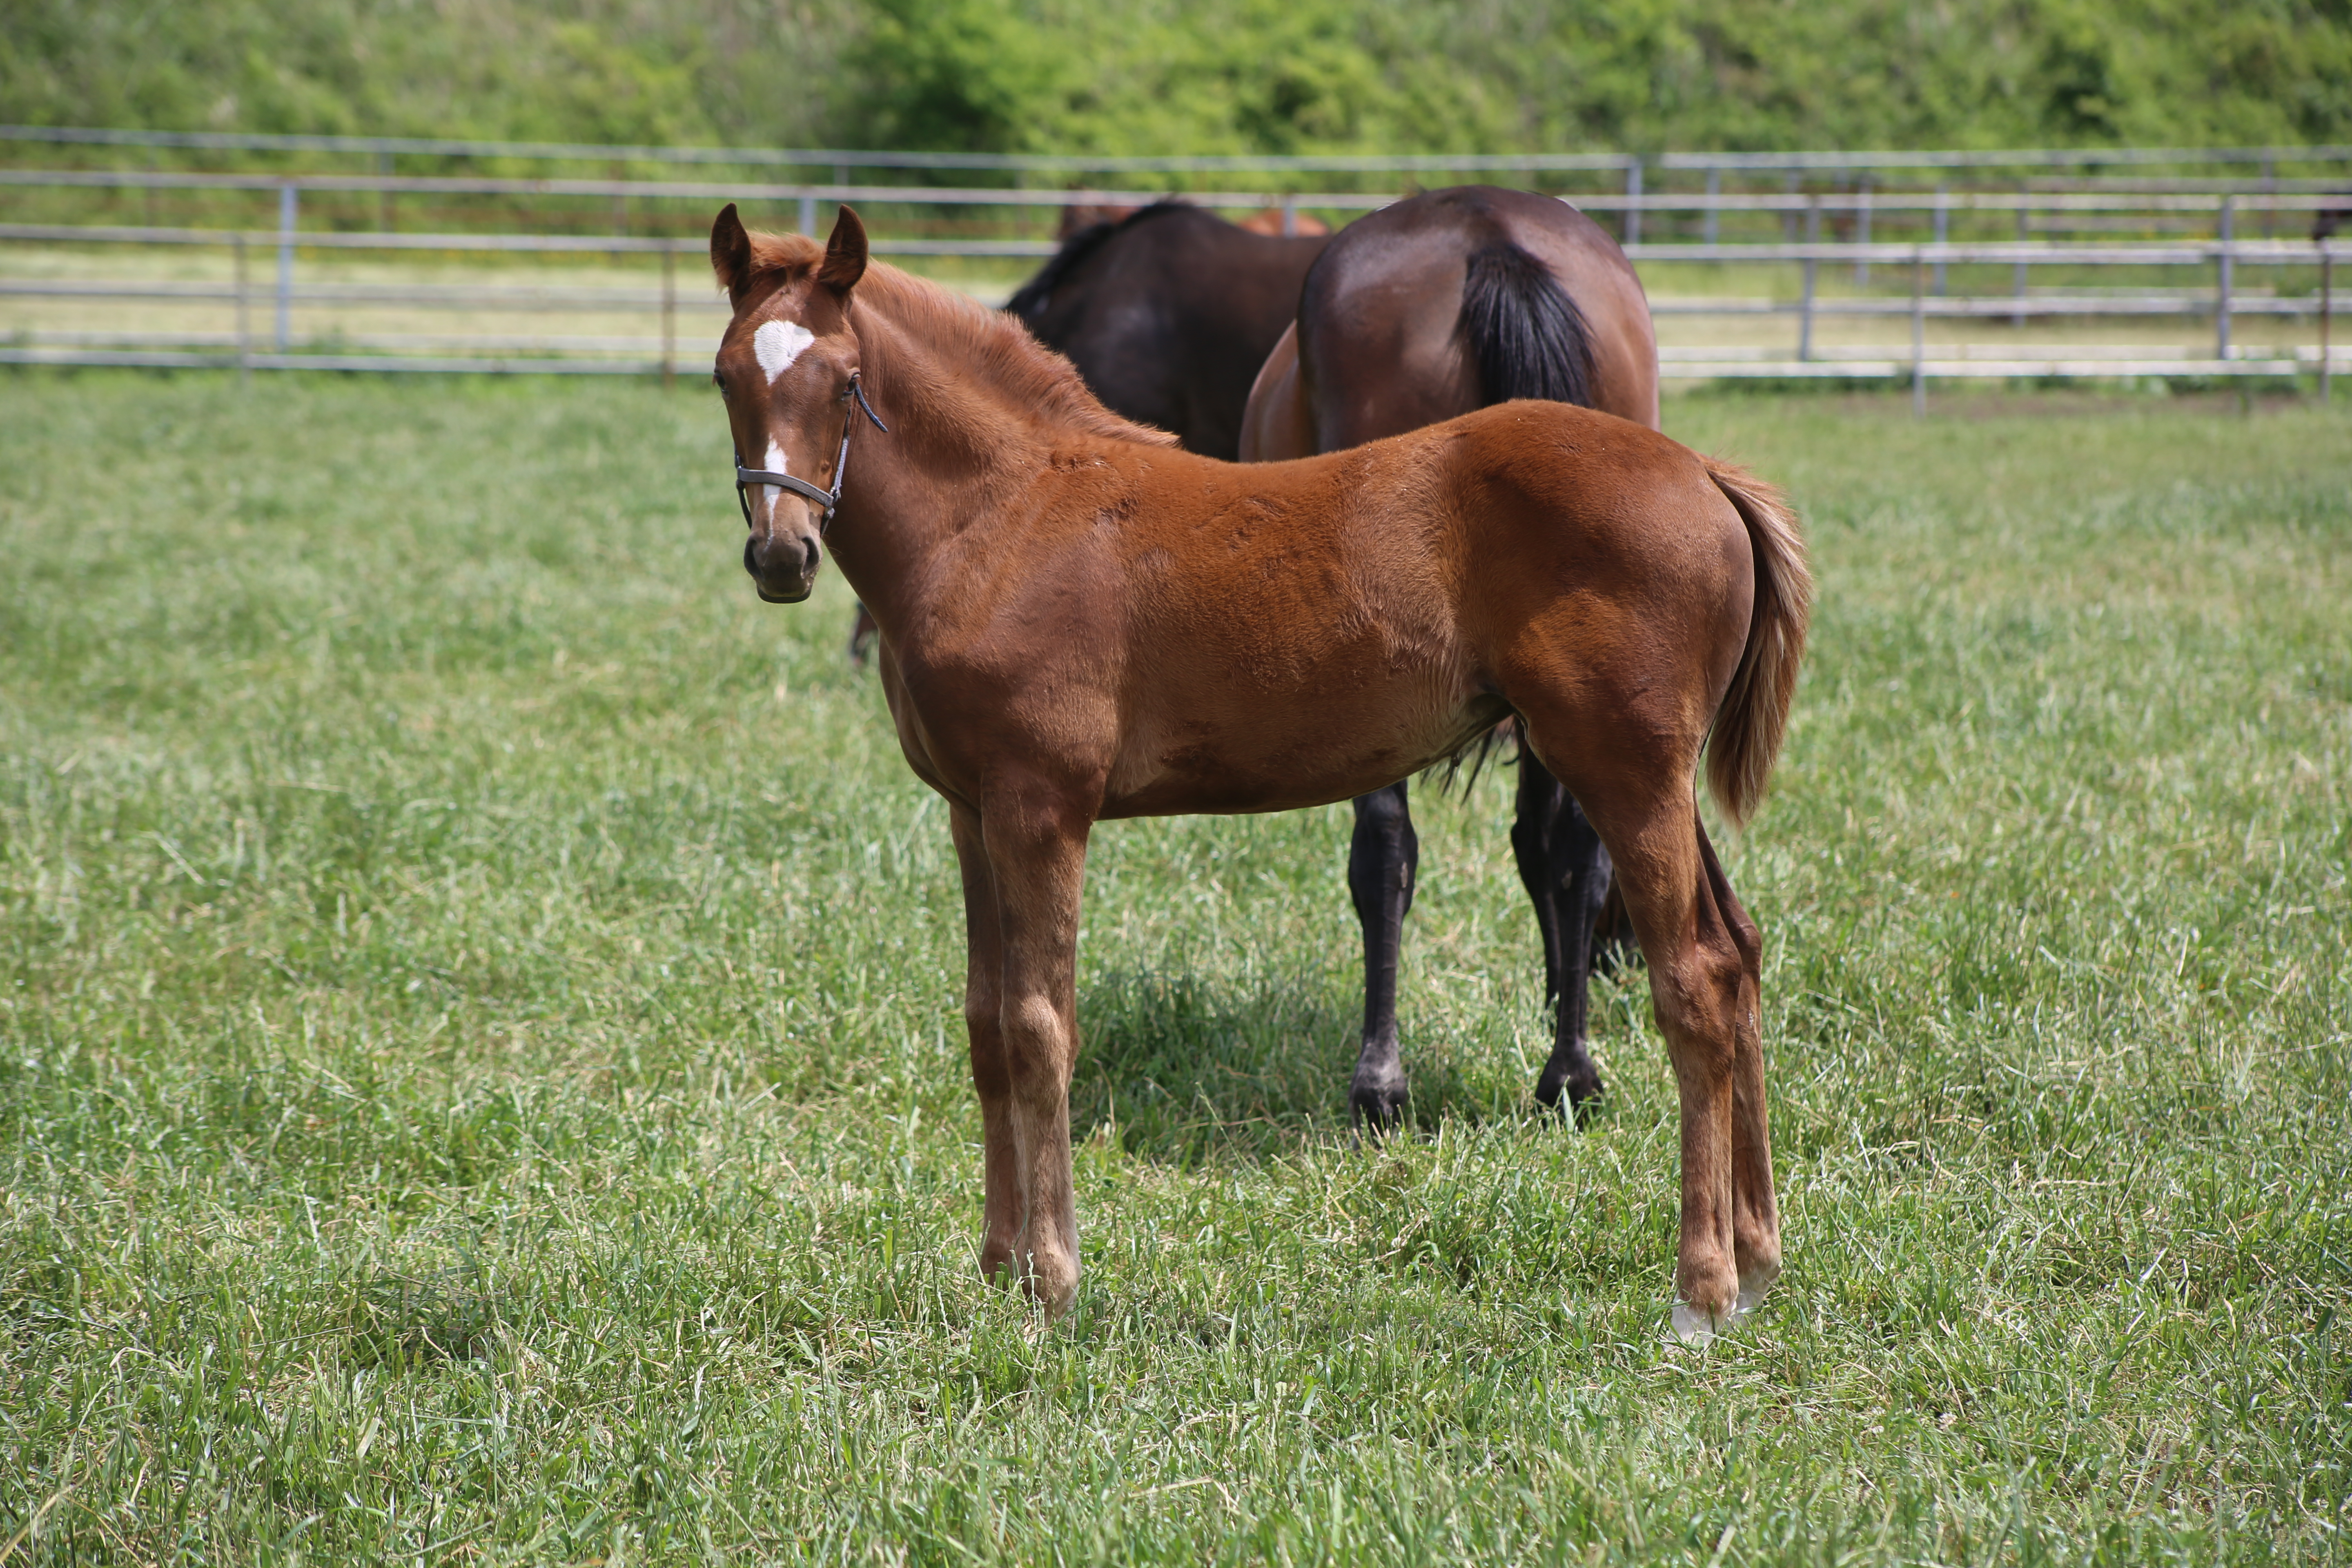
[745,524,821,603]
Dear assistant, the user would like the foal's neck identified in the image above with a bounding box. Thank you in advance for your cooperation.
[823,312,1031,630]
[826,273,1165,637]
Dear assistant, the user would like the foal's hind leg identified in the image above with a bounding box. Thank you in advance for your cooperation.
[1512,755,1611,1113]
[1697,822,1781,1302]
[1346,781,1419,1129]
[1519,726,1760,1333]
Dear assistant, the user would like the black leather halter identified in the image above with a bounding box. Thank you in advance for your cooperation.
[734,371,889,534]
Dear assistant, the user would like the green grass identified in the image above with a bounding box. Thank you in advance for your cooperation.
[1,371,2347,1564]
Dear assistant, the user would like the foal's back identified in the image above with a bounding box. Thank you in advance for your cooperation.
[1009,403,1749,819]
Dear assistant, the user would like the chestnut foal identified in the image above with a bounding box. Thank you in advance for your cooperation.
[709,204,1810,1337]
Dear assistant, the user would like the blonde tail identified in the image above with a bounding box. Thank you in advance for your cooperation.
[1702,457,1813,826]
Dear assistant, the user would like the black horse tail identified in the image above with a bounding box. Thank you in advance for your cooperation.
[1458,242,1595,409]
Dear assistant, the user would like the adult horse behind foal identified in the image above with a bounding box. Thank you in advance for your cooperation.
[1006,200,1330,461]
[1241,185,1661,1131]
[708,203,1810,1339]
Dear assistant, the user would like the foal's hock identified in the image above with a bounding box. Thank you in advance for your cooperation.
[707,204,1812,1337]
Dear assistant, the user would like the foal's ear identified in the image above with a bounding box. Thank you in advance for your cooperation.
[817,205,870,296]
[710,203,754,301]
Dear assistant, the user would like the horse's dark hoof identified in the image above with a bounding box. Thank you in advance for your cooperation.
[1535,1065,1606,1124]
[1350,1069,1411,1136]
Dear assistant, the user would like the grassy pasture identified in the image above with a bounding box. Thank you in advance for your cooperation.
[0,371,2346,1564]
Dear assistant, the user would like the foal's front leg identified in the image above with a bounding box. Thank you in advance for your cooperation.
[980,791,1093,1319]
[948,803,1022,1281]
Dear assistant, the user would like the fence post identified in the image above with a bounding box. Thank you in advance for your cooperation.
[1855,174,1871,285]
[1704,166,1719,247]
[661,247,676,388]
[234,233,250,387]
[2321,243,2332,405]
[1281,191,1298,236]
[2013,181,2029,330]
[1911,246,1927,417]
[2216,196,2234,361]
[1800,195,1820,363]
[274,183,297,353]
[378,150,393,233]
[1933,185,1949,295]
[1623,159,1642,247]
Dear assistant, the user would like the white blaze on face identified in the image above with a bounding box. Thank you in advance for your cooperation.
[753,318,815,385]
[758,437,790,520]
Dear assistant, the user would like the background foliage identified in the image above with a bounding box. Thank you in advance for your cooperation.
[4,0,2351,154]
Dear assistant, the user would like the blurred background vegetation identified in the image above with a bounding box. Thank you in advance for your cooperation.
[4,0,2349,155]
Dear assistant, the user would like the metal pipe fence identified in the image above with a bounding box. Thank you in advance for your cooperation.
[2,156,2344,394]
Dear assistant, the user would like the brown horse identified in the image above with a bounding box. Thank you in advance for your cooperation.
[708,203,1809,1338]
[1241,186,1662,1132]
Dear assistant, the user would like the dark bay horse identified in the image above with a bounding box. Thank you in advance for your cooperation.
[709,204,1810,1338]
[1241,185,1662,1131]
[1006,200,1329,461]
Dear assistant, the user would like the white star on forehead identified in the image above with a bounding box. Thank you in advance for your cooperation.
[754,318,816,384]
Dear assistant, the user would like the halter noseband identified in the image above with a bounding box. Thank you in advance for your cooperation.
[734,371,889,534]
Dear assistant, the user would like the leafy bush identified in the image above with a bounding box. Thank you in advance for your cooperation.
[2,0,2348,156]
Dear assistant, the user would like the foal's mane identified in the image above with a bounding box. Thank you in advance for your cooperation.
[736,227,1177,449]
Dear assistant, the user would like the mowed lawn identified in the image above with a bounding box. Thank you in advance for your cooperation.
[1,371,2345,1565]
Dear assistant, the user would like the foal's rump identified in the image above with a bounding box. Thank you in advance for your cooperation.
[1446,404,1760,704]
[1415,402,1806,828]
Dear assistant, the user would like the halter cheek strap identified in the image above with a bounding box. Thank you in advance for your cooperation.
[734,372,890,534]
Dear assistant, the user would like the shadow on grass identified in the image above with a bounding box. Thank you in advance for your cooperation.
[1072,966,1541,1164]
[342,1267,501,1368]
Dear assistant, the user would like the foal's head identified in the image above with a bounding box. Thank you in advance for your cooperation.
[709,203,874,604]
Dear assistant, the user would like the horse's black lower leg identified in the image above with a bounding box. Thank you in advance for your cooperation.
[846,602,878,668]
[1512,752,1567,1003]
[1590,875,1640,980]
[1512,755,1610,1114]
[1347,780,1417,1131]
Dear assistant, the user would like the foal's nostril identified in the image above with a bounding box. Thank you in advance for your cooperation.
[742,535,760,578]
[802,535,821,576]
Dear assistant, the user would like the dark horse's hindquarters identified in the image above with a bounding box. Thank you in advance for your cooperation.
[1006,201,1330,461]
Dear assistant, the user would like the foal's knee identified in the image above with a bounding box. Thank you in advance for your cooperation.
[999,993,1071,1095]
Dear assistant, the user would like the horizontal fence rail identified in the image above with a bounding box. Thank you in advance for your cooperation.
[3,142,2345,399]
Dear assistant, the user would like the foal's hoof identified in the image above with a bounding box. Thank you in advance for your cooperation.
[1669,1298,1751,1345]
